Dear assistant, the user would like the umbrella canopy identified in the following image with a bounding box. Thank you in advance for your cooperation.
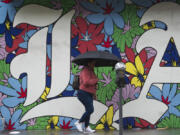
[72,51,121,67]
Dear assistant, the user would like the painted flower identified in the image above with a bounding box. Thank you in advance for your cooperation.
[0,34,8,60]
[122,84,141,101]
[58,117,77,130]
[126,55,147,87]
[0,20,22,48]
[27,118,36,126]
[1,106,27,130]
[80,0,125,35]
[99,73,112,87]
[125,47,155,87]
[95,106,115,130]
[148,84,180,119]
[135,118,155,128]
[106,89,120,113]
[0,0,24,24]
[46,116,60,130]
[72,16,104,54]
[160,38,180,67]
[0,76,27,107]
[6,23,38,55]
[112,5,144,52]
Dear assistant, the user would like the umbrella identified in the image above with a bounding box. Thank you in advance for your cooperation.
[72,51,121,67]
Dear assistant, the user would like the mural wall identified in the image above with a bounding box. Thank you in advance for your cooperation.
[0,0,180,131]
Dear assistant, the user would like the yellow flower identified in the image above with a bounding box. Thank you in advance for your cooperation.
[46,116,60,130]
[126,56,147,87]
[41,87,50,100]
[96,106,114,130]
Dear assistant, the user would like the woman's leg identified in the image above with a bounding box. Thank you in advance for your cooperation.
[77,90,94,128]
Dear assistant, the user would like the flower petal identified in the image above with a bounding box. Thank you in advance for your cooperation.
[7,6,16,22]
[95,124,104,129]
[22,76,27,90]
[0,85,19,97]
[3,97,25,107]
[15,124,27,130]
[106,106,113,126]
[130,0,153,8]
[162,84,171,99]
[111,13,124,29]
[170,93,180,106]
[113,0,125,12]
[104,16,113,35]
[75,17,87,34]
[0,5,8,24]
[135,56,144,75]
[131,77,141,87]
[125,46,135,63]
[11,109,22,124]
[8,77,21,92]
[139,49,147,64]
[149,85,162,101]
[169,106,180,117]
[168,84,177,102]
[126,62,137,75]
[1,106,11,124]
[86,13,105,24]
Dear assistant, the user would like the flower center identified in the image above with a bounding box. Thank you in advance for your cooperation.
[102,37,113,48]
[102,2,114,14]
[5,120,15,130]
[162,96,170,105]
[138,74,145,82]
[81,31,92,41]
[16,88,27,98]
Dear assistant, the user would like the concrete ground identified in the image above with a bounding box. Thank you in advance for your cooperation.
[1,129,180,135]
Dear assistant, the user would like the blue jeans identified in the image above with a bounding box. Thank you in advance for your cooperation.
[77,90,94,128]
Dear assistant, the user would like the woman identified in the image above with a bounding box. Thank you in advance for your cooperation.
[75,60,98,133]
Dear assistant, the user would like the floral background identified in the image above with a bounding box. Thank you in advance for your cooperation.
[0,0,180,131]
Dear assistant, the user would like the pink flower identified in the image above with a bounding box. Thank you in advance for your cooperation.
[0,34,8,60]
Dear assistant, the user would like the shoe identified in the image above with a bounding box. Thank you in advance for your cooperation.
[75,121,83,132]
[84,126,96,133]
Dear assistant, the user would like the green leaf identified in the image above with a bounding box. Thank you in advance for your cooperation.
[0,34,3,37]
[157,114,180,128]
[22,0,53,9]
[60,0,75,14]
[71,63,81,74]
[0,60,10,85]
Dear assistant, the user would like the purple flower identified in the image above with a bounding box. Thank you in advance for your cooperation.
[99,73,112,86]
[0,34,8,60]
[122,84,141,100]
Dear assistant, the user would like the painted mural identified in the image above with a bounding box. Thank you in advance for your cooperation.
[0,0,180,131]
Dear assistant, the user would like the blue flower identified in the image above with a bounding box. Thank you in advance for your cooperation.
[0,106,27,130]
[71,34,80,57]
[130,0,175,29]
[0,21,22,48]
[61,74,77,97]
[0,0,24,24]
[0,76,27,107]
[149,83,180,119]
[58,117,77,130]
[161,39,180,66]
[80,0,125,35]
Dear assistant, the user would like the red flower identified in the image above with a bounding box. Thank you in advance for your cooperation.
[2,0,12,3]
[17,88,27,98]
[102,37,113,48]
[6,23,38,55]
[125,46,155,74]
[72,17,104,54]
[135,118,155,128]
